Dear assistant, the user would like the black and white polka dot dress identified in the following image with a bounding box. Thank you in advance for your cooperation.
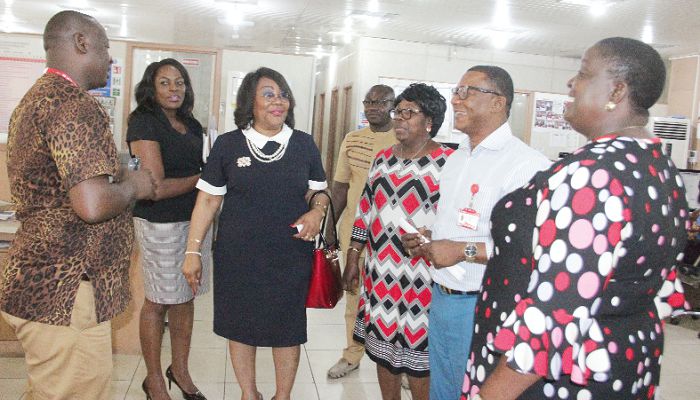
[461,135,690,399]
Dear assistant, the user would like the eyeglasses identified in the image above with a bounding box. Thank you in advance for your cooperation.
[362,99,393,107]
[261,90,291,103]
[451,85,503,100]
[390,108,423,120]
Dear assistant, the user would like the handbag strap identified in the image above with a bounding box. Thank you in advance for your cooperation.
[308,191,337,249]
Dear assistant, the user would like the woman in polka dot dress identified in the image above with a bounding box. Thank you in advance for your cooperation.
[462,37,690,400]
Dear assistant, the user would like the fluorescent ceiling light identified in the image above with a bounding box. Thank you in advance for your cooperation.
[560,0,606,5]
[347,10,396,26]
[559,0,620,16]
[215,0,258,4]
[491,31,509,49]
[477,27,525,50]
[589,1,607,16]
[642,24,653,44]
[492,0,510,26]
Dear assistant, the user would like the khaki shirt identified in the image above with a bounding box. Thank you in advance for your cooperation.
[0,73,133,325]
[333,127,397,252]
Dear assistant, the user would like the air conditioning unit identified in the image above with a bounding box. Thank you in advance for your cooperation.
[647,117,691,168]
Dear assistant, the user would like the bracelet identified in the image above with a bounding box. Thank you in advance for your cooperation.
[348,247,361,254]
[313,201,328,214]
[184,251,202,257]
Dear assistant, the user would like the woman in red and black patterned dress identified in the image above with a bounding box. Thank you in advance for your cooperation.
[461,37,690,400]
[343,83,454,400]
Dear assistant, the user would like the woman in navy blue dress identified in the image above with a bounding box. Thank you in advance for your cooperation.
[182,67,328,400]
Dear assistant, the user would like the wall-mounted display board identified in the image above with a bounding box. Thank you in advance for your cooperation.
[0,56,45,142]
[0,34,123,144]
[376,77,461,143]
[529,91,585,160]
[0,34,45,143]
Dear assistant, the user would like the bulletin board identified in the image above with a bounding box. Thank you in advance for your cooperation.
[0,34,123,143]
[376,77,461,143]
[0,35,45,142]
[529,91,584,160]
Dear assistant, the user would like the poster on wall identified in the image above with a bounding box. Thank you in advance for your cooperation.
[0,56,45,141]
[224,71,246,134]
[89,58,122,98]
[368,77,458,143]
[0,35,46,142]
[529,92,583,160]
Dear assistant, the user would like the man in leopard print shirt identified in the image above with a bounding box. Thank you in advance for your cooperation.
[0,10,155,400]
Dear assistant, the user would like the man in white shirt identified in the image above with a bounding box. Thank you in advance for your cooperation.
[402,65,551,400]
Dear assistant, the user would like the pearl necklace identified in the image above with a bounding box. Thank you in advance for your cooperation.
[399,139,429,163]
[245,136,287,163]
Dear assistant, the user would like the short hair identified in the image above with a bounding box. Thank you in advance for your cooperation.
[367,84,395,101]
[234,67,295,130]
[467,65,514,117]
[132,58,195,119]
[394,83,446,138]
[43,10,100,51]
[594,37,666,116]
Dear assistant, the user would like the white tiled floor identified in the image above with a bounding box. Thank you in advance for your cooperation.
[0,289,698,400]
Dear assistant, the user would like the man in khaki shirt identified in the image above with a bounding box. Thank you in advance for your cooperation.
[327,84,397,378]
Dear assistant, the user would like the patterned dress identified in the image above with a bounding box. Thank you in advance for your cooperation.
[462,135,689,399]
[351,145,454,376]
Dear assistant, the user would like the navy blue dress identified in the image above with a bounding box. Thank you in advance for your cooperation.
[200,129,326,346]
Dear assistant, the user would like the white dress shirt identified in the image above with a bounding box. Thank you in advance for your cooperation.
[430,123,551,291]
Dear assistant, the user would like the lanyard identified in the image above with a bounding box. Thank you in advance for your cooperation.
[468,183,479,209]
[45,67,78,87]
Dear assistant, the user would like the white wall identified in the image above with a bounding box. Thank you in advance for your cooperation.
[219,50,316,134]
[350,37,581,130]
[315,37,675,157]
[312,36,586,159]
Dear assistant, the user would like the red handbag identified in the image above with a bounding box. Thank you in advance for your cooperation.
[305,191,343,309]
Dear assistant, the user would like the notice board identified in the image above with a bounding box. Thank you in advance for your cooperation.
[0,33,123,143]
[0,34,45,142]
[529,91,584,160]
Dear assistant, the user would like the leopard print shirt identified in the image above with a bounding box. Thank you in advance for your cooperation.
[0,73,133,325]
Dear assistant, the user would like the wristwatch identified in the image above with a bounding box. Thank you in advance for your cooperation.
[464,242,477,261]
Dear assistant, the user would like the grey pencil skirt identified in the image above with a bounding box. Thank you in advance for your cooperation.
[133,217,212,304]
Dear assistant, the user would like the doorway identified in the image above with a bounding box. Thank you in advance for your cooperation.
[123,44,221,149]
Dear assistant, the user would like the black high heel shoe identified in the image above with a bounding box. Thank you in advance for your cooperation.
[142,380,152,400]
[165,365,207,400]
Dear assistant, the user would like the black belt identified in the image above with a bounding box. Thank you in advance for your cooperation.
[435,283,479,296]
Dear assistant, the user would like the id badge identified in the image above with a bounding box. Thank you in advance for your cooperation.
[458,208,479,230]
